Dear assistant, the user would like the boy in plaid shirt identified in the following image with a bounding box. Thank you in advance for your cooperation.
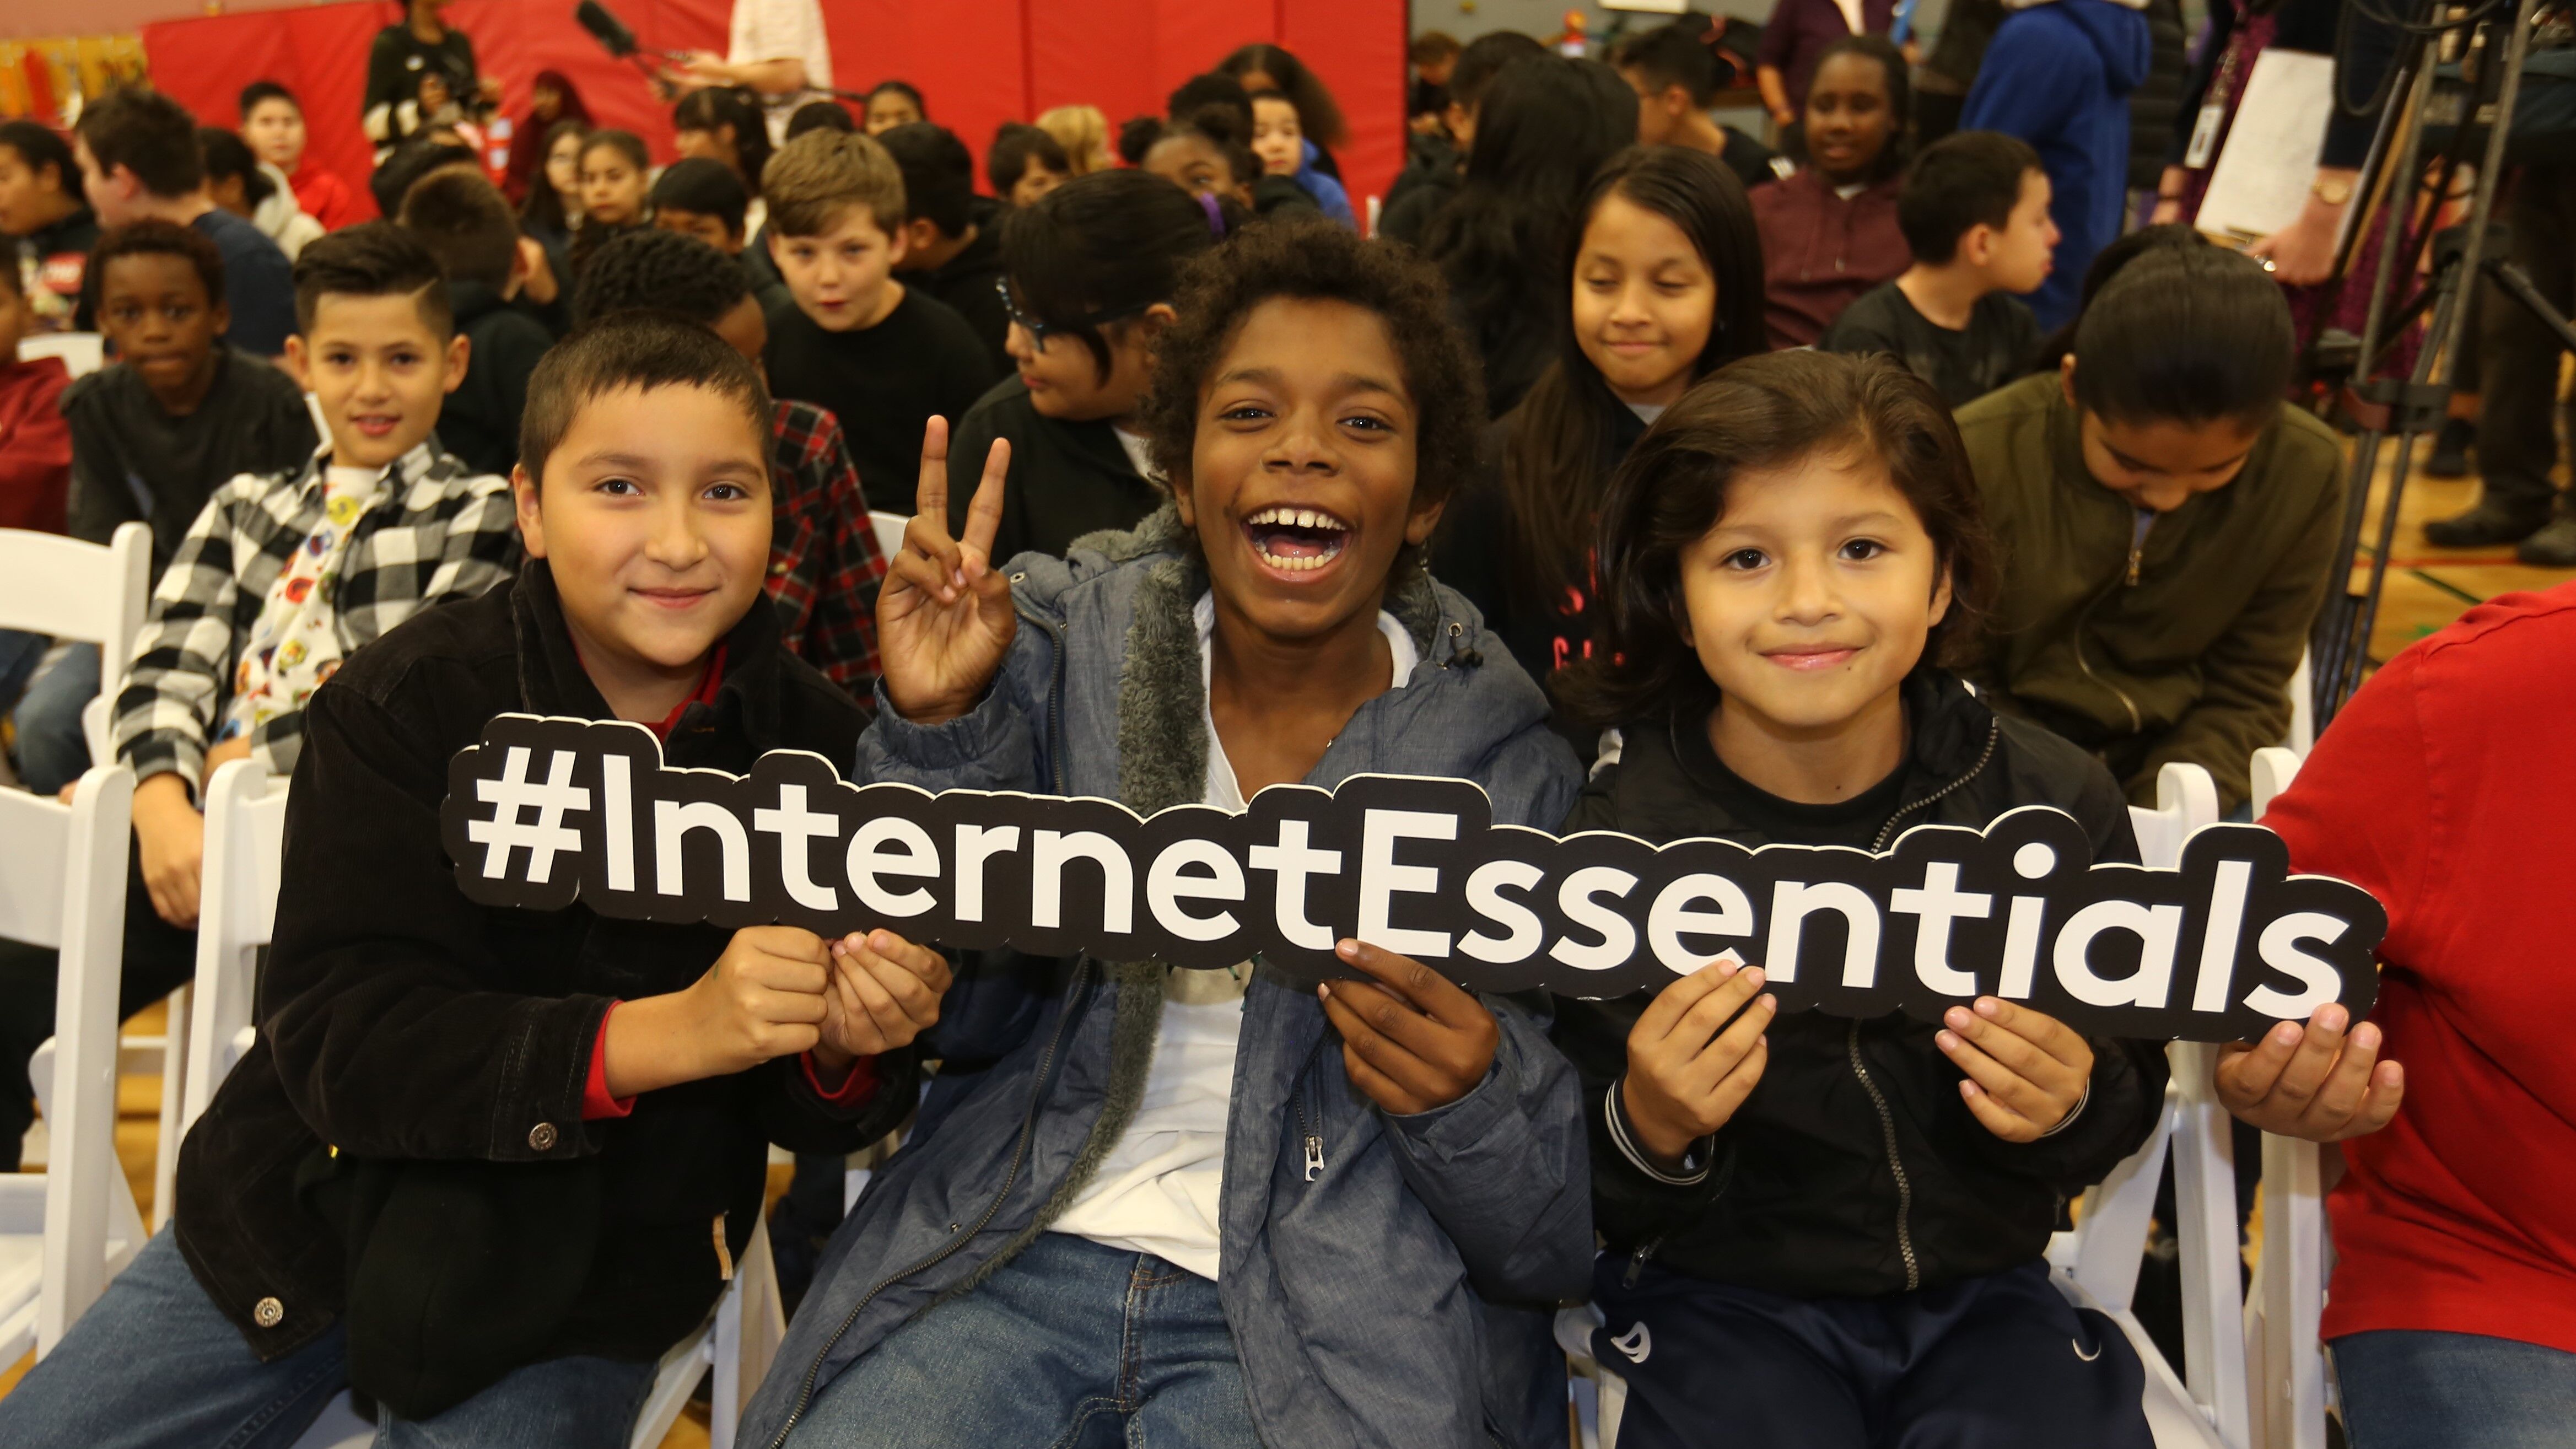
[114,222,515,935]
[572,225,886,700]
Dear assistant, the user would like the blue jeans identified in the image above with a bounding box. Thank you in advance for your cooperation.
[0,1226,659,1448]
[2333,1329,2576,1449]
[0,627,46,714]
[13,639,97,795]
[785,1232,1263,1448]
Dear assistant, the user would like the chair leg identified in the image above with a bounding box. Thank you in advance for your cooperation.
[151,986,190,1232]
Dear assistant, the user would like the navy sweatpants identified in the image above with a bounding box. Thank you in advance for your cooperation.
[1591,1256,2154,1448]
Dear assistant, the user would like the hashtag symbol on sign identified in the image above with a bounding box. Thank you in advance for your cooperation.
[465,746,591,884]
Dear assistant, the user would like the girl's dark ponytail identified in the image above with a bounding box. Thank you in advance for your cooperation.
[2069,243,2294,429]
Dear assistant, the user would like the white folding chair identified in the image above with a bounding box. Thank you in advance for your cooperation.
[2243,746,2330,1449]
[2047,760,2249,1449]
[2285,651,2316,759]
[174,762,782,1449]
[868,509,907,562]
[0,522,194,1234]
[0,763,142,1362]
[17,331,105,378]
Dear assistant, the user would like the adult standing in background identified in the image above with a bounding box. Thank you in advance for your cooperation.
[363,0,493,153]
[672,0,835,144]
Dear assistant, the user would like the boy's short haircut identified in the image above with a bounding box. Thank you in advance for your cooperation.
[0,120,76,192]
[1411,30,1464,66]
[1614,21,1723,106]
[519,311,773,486]
[867,80,926,116]
[1449,31,1548,112]
[984,122,1068,196]
[397,169,521,290]
[785,99,856,138]
[91,219,225,308]
[370,138,482,220]
[573,227,752,328]
[649,157,751,236]
[76,88,204,200]
[1898,130,2044,264]
[1138,216,1484,511]
[876,122,973,236]
[761,129,906,239]
[1562,349,1997,727]
[239,79,298,118]
[292,220,456,339]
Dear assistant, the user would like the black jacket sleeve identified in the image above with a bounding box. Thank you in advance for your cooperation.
[61,384,134,547]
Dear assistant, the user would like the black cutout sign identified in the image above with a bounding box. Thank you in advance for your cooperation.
[441,715,2384,1042]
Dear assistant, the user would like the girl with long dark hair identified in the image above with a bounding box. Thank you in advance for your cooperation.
[1419,54,1637,416]
[1435,144,1766,698]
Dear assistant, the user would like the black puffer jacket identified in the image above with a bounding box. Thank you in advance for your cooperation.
[2128,0,2191,191]
[1553,668,2169,1299]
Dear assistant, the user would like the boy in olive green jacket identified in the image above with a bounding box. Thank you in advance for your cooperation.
[1958,241,2342,814]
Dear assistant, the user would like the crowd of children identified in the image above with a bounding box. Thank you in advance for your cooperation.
[0,15,2561,1449]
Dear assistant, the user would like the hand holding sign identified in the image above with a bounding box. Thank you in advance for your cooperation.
[1937,997,2095,1141]
[821,929,953,1058]
[881,418,1015,724]
[1623,958,1775,1168]
[2213,1004,2405,1142]
[1317,939,1502,1115]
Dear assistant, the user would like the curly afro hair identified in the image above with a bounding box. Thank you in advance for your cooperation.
[1138,217,1484,518]
[572,226,752,327]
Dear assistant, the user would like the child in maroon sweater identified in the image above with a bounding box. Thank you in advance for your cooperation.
[0,258,70,533]
[1750,37,1911,348]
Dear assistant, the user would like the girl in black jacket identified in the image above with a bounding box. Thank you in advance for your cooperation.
[1551,349,2166,1448]
[944,169,1232,561]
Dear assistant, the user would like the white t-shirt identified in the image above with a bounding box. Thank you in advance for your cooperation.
[727,0,834,142]
[1049,594,1420,1279]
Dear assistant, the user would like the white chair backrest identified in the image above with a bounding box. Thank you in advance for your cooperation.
[868,509,906,562]
[2286,650,2316,758]
[2100,762,2253,1448]
[0,764,138,1364]
[17,332,104,378]
[180,762,291,1138]
[2246,745,2329,1449]
[0,522,150,658]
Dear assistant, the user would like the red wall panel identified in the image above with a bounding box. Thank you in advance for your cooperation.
[139,0,1405,221]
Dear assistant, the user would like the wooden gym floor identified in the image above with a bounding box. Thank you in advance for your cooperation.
[0,434,2567,1443]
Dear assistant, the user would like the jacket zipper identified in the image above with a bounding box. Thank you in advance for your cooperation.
[1846,1019,1921,1291]
[1851,717,1999,1294]
[1292,1034,1327,1182]
[766,597,1077,1449]
[2068,582,2144,736]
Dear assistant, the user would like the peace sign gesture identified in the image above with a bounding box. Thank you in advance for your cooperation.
[880,418,1015,724]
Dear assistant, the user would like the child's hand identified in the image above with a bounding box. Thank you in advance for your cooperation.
[1623,959,1775,1169]
[1937,998,2095,1142]
[603,927,846,1097]
[2214,1004,2404,1143]
[818,929,953,1059]
[201,734,252,785]
[1317,940,1501,1116]
[880,418,1016,725]
[132,773,206,928]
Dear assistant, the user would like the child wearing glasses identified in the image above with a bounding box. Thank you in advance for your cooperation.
[945,170,1231,560]
[759,130,1000,514]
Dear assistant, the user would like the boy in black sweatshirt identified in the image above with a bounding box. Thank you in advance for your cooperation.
[0,314,949,1448]
[395,168,552,478]
[758,129,997,515]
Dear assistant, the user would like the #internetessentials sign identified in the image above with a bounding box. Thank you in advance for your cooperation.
[440,715,2384,1042]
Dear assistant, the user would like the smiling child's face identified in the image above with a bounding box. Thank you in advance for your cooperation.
[1679,450,1948,739]
[513,383,773,688]
[1572,191,1715,411]
[1172,296,1440,646]
[288,289,468,471]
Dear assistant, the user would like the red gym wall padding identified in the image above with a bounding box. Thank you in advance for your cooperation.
[137,0,1406,224]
